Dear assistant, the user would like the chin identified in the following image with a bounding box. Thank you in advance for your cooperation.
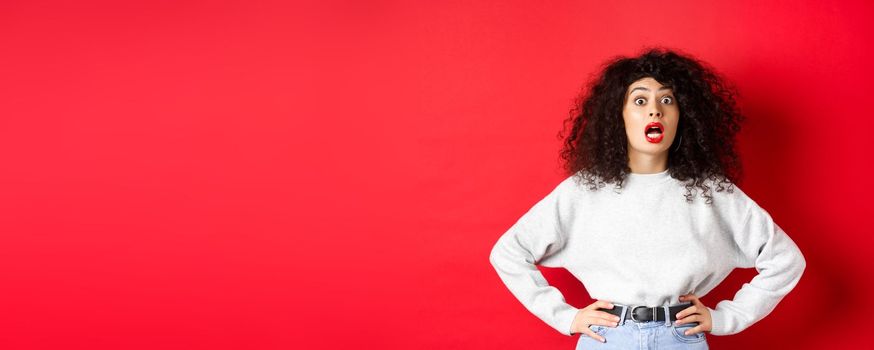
[630,143,668,154]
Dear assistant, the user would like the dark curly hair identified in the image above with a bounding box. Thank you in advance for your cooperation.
[558,47,745,204]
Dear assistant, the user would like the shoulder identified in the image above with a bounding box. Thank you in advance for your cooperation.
[558,173,583,192]
[697,177,758,221]
[519,173,584,211]
[536,172,595,212]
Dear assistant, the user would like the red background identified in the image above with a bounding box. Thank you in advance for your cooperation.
[1,1,872,349]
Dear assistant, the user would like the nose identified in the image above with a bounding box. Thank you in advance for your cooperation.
[649,112,662,118]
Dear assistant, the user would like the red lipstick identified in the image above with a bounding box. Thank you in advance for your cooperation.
[644,122,664,143]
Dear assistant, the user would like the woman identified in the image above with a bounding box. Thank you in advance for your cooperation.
[488,48,806,349]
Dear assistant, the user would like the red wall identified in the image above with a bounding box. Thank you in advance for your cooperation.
[1,1,871,349]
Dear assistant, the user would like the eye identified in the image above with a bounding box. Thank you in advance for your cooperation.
[634,97,646,106]
[661,96,673,104]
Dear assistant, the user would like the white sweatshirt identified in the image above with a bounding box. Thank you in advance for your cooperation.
[488,169,806,336]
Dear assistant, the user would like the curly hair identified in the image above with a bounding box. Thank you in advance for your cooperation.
[558,47,745,204]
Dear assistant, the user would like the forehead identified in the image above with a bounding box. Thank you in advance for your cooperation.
[626,77,672,92]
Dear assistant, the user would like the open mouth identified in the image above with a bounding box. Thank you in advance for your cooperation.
[644,122,664,143]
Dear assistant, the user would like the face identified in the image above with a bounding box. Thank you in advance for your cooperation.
[622,77,680,157]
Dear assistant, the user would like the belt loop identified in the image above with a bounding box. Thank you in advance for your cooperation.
[663,305,670,326]
[619,305,628,325]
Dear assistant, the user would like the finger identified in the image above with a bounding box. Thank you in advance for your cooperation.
[595,300,615,309]
[595,311,622,323]
[588,315,619,327]
[675,305,698,319]
[675,314,700,325]
[582,328,607,343]
[683,324,704,336]
[679,294,698,303]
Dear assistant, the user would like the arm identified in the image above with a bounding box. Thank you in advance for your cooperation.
[488,177,580,336]
[707,202,807,335]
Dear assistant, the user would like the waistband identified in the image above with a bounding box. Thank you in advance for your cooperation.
[597,302,695,326]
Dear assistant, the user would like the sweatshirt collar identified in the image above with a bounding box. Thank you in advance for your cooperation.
[626,168,672,185]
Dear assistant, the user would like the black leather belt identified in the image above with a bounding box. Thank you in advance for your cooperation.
[598,302,693,323]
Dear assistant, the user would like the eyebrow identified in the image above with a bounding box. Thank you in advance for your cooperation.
[629,86,673,94]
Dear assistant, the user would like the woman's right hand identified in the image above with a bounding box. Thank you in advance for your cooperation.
[570,300,621,343]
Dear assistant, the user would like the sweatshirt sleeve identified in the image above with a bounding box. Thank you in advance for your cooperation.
[707,201,807,336]
[488,177,579,336]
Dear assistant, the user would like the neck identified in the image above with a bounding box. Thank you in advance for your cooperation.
[627,149,668,174]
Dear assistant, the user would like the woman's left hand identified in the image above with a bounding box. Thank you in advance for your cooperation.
[675,293,712,335]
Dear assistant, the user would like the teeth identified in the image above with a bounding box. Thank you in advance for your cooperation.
[647,133,661,138]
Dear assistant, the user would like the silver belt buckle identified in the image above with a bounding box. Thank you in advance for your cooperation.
[630,306,657,322]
